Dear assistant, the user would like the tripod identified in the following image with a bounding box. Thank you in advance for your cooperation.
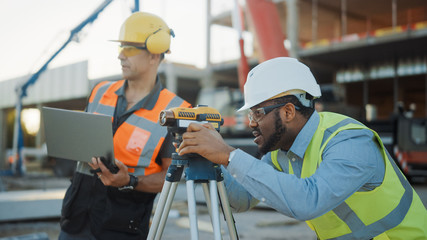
[147,153,239,240]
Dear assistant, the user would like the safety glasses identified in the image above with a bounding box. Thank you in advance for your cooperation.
[118,45,146,57]
[248,103,300,122]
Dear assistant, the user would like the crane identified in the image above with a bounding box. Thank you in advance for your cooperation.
[8,0,140,176]
[233,0,289,92]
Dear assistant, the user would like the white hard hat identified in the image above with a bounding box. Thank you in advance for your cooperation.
[237,57,321,112]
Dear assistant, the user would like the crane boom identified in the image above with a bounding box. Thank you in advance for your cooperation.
[10,0,115,176]
[246,0,288,61]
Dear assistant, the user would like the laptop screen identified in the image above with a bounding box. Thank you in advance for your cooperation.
[42,107,114,164]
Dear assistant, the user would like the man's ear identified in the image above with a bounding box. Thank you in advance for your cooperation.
[150,53,161,64]
[282,103,297,122]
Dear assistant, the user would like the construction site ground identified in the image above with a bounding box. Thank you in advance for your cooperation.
[0,172,426,240]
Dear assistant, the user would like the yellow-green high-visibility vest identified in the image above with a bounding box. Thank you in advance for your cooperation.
[271,112,427,240]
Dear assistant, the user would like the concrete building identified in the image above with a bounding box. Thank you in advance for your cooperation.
[208,0,427,120]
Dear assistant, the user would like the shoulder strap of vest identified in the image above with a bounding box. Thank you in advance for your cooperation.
[318,112,366,156]
[271,150,281,171]
[88,81,116,103]
[302,112,367,178]
[87,80,125,114]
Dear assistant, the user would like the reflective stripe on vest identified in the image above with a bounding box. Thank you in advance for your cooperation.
[87,81,117,114]
[87,80,190,175]
[327,150,412,240]
[271,112,427,240]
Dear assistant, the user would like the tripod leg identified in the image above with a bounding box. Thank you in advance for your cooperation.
[217,181,239,240]
[201,183,213,218]
[154,181,179,240]
[148,180,172,239]
[186,180,199,240]
[209,180,222,240]
[202,182,220,238]
[147,181,179,240]
[202,182,217,228]
[148,163,184,240]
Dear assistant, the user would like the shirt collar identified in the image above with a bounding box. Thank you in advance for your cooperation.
[114,77,163,111]
[288,111,320,159]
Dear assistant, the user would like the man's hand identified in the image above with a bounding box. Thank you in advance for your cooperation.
[89,157,130,187]
[177,122,235,166]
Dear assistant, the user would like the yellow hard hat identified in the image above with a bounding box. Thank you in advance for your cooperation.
[112,12,174,54]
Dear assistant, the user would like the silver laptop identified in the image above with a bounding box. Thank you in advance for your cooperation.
[42,107,115,164]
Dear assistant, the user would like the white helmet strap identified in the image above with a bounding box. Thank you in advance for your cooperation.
[294,92,313,108]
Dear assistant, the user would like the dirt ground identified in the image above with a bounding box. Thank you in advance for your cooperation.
[0,174,426,240]
[0,174,316,240]
[0,174,69,239]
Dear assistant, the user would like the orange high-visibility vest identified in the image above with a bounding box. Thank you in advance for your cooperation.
[87,80,191,175]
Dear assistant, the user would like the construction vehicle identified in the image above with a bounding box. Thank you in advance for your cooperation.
[393,116,427,181]
[365,115,427,182]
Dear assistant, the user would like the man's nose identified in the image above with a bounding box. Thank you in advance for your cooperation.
[248,118,258,128]
[118,50,126,60]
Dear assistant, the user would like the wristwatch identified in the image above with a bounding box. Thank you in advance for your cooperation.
[118,174,138,192]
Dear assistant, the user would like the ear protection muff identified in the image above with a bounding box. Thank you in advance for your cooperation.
[146,28,174,54]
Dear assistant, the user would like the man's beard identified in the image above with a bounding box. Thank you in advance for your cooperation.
[259,110,286,155]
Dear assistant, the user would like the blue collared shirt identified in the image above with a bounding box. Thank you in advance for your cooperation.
[223,111,385,221]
